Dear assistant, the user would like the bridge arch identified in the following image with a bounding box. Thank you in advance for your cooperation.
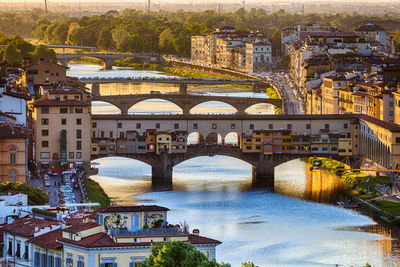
[91,100,122,114]
[59,55,111,69]
[187,132,204,145]
[244,103,275,115]
[190,101,238,114]
[224,132,240,145]
[128,99,183,114]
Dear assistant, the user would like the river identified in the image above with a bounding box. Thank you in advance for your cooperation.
[69,64,400,267]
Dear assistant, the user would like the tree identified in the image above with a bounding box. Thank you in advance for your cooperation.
[142,241,231,267]
[3,44,22,65]
[53,22,69,44]
[97,28,115,51]
[159,28,176,54]
[241,262,256,267]
[33,45,57,63]
[112,26,131,51]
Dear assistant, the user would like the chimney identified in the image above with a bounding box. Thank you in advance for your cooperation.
[192,229,199,236]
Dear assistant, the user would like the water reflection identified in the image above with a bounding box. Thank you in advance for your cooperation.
[90,157,400,266]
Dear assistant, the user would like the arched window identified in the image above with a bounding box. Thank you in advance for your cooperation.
[9,147,16,164]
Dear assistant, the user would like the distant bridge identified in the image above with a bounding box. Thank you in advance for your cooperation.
[80,77,260,85]
[56,53,160,69]
[91,93,283,115]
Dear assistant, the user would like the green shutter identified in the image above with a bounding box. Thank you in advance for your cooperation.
[60,130,67,162]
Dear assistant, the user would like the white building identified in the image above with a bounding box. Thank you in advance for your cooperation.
[245,42,272,72]
[0,86,30,126]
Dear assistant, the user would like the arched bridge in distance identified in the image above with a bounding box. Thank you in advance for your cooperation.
[91,93,283,115]
[56,53,160,69]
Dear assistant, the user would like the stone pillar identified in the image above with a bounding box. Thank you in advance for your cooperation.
[179,84,188,95]
[91,83,100,96]
[252,84,261,93]
[104,58,113,70]
[252,154,275,188]
[152,153,173,189]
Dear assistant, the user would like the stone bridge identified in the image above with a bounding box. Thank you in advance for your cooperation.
[91,93,283,115]
[91,146,353,188]
[56,53,160,69]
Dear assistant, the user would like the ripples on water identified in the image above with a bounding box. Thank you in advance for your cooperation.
[73,64,400,267]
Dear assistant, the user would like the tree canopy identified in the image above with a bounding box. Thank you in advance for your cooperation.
[143,241,231,267]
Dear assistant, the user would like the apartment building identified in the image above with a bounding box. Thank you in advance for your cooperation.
[31,86,91,169]
[191,27,272,72]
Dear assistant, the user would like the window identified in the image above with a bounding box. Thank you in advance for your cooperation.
[396,137,400,144]
[40,152,50,159]
[109,131,113,138]
[42,141,49,148]
[55,256,62,267]
[61,118,66,125]
[55,95,60,100]
[118,123,122,128]
[41,107,49,114]
[344,123,348,129]
[390,102,394,107]
[9,147,16,164]
[69,152,74,159]
[75,108,83,113]
[120,132,125,138]
[92,122,97,128]
[268,124,273,130]
[77,256,85,267]
[69,107,74,113]
[156,123,160,129]
[60,107,68,113]
[287,124,292,130]
[42,129,49,136]
[231,123,235,129]
[76,141,82,150]
[76,118,82,125]
[212,123,217,129]
[193,123,198,129]
[174,123,179,129]
[74,95,79,100]
[101,131,104,138]
[250,124,254,130]
[16,242,20,258]
[136,123,141,129]
[48,254,54,267]
[325,124,330,130]
[76,129,82,139]
[76,152,82,159]
[41,118,49,125]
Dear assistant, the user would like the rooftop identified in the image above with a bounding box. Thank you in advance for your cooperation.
[356,23,386,32]
[32,98,90,107]
[28,229,62,250]
[0,122,31,138]
[63,222,100,234]
[0,217,61,238]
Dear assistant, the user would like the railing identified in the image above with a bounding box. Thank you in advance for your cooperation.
[111,227,188,237]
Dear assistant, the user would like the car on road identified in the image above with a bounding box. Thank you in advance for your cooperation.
[150,91,162,95]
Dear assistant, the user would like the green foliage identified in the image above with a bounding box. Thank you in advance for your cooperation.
[241,262,256,267]
[3,44,22,64]
[84,178,110,208]
[0,182,49,205]
[142,241,231,267]
[33,45,57,63]
[372,200,400,217]
[32,208,57,218]
[97,28,115,51]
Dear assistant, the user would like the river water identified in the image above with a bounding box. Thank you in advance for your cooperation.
[68,64,400,267]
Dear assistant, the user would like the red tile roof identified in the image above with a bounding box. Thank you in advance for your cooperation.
[188,234,222,245]
[63,222,100,233]
[32,98,90,107]
[28,229,62,250]
[64,217,85,226]
[0,217,61,238]
[98,205,169,213]
[0,122,31,138]
[356,23,386,32]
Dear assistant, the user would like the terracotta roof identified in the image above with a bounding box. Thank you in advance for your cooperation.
[32,98,90,107]
[28,229,62,250]
[0,122,31,138]
[63,222,100,233]
[0,217,61,238]
[2,90,31,100]
[300,31,355,41]
[64,217,85,226]
[358,114,400,132]
[188,234,222,245]
[98,205,169,213]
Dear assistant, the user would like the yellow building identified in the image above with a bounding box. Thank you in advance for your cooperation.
[22,61,68,90]
[241,131,263,153]
[0,122,30,183]
[338,88,353,114]
[31,86,91,170]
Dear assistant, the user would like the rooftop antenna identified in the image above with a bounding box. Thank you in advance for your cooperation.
[242,0,245,8]
[147,0,150,11]
[44,0,48,13]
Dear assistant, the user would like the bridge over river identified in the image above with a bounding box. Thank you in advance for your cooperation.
[91,114,365,188]
[91,93,283,115]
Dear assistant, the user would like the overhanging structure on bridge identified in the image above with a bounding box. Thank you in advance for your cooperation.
[91,114,363,187]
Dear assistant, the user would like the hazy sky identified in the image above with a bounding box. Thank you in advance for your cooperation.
[4,0,400,2]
